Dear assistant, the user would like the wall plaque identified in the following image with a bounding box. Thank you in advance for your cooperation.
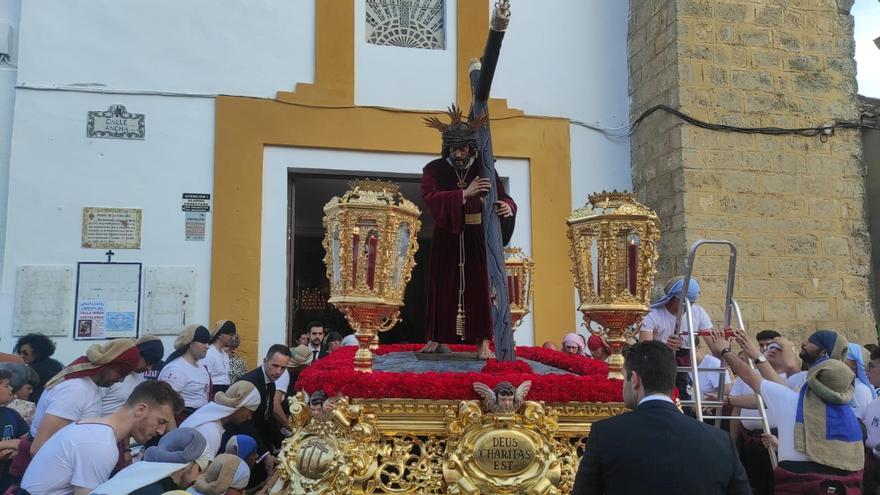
[82,207,142,249]
[87,104,145,140]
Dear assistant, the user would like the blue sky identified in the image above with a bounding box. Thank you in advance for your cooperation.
[854,0,880,97]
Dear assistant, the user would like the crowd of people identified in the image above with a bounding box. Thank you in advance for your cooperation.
[572,276,880,495]
[0,320,348,495]
[3,278,880,494]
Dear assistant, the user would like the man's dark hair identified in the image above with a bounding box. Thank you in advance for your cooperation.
[0,369,11,384]
[756,330,782,341]
[266,344,292,359]
[14,333,57,361]
[306,321,324,332]
[870,347,880,363]
[866,343,879,355]
[623,341,676,395]
[125,380,185,413]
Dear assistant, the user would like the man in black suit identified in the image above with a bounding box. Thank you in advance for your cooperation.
[232,344,291,484]
[572,341,750,495]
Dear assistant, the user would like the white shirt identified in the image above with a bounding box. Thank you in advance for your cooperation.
[275,370,290,397]
[638,394,674,406]
[730,375,784,431]
[640,304,712,349]
[863,396,880,451]
[692,355,732,399]
[158,358,211,409]
[852,380,874,420]
[785,371,808,392]
[760,379,809,463]
[199,345,231,386]
[31,377,103,438]
[100,372,146,416]
[21,422,119,494]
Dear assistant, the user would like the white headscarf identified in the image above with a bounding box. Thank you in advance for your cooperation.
[180,382,261,460]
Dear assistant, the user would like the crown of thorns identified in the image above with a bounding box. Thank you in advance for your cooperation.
[423,104,489,140]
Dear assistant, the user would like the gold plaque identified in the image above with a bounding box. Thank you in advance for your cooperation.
[473,429,536,476]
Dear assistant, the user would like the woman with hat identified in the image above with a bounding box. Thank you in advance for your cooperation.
[188,453,250,495]
[201,320,237,395]
[180,381,261,461]
[587,335,611,362]
[158,325,212,420]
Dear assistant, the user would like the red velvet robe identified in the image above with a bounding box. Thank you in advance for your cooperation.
[421,158,516,344]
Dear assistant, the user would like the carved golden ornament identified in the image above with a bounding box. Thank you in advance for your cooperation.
[504,247,534,332]
[322,180,421,372]
[443,398,561,494]
[275,392,381,494]
[567,190,660,380]
[271,396,623,494]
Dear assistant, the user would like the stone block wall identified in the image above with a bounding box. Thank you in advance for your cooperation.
[629,0,876,343]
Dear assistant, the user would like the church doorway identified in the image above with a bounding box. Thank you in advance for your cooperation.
[286,170,433,347]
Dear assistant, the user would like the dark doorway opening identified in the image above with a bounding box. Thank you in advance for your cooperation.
[287,170,434,346]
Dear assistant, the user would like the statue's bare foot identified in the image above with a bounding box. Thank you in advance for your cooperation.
[418,341,438,353]
[478,340,493,360]
[437,344,452,354]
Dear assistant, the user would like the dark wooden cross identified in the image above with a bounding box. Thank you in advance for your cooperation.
[105,250,115,262]
[469,1,515,361]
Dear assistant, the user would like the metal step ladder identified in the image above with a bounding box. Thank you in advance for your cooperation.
[673,239,778,468]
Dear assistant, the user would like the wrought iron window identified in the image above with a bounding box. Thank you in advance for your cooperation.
[366,0,445,50]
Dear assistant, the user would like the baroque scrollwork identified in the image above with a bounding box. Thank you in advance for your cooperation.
[443,399,561,494]
[272,397,625,494]
[276,393,381,494]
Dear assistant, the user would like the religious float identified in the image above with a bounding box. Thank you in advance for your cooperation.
[265,3,663,492]
[264,181,661,494]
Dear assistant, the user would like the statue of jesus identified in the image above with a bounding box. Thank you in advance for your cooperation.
[419,1,516,360]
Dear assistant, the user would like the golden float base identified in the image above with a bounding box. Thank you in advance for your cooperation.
[270,395,625,495]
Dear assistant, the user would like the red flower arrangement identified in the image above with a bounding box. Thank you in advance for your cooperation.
[481,359,533,374]
[295,344,624,403]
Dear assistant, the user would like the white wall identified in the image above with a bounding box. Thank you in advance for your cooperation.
[15,0,315,97]
[262,146,534,354]
[1,90,215,363]
[0,0,22,301]
[355,0,457,109]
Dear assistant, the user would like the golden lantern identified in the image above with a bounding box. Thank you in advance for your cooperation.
[566,191,660,380]
[504,247,534,331]
[322,180,421,372]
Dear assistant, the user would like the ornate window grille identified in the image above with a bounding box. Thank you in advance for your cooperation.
[366,0,445,50]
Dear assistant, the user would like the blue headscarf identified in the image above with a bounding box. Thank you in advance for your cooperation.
[808,330,849,363]
[847,342,876,400]
[224,434,257,461]
[651,276,701,309]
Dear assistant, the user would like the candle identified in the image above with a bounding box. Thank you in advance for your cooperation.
[507,275,516,307]
[366,233,378,289]
[351,233,360,286]
[513,274,520,306]
[628,239,639,295]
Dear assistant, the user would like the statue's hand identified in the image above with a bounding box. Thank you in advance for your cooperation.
[464,176,492,199]
[491,0,511,32]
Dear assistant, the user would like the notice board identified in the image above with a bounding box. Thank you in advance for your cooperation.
[74,262,142,340]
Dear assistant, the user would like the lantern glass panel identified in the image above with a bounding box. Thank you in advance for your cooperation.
[330,224,341,285]
[365,228,380,290]
[391,222,410,290]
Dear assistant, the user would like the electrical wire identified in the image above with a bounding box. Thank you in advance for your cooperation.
[16,84,880,141]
